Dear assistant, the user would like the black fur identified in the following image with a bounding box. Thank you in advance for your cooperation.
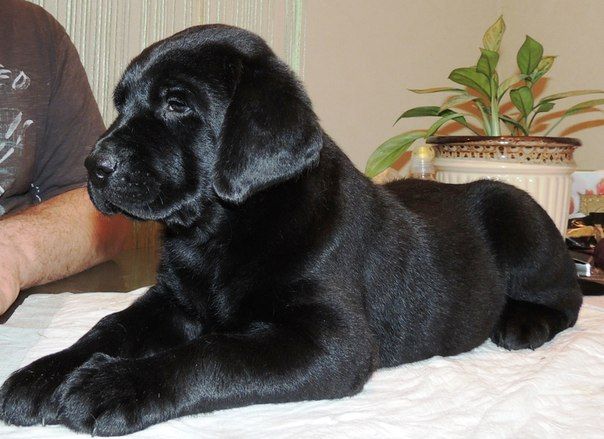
[0,25,582,436]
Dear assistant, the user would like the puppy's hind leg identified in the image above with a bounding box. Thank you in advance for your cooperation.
[473,181,583,351]
[491,272,582,351]
[490,298,574,350]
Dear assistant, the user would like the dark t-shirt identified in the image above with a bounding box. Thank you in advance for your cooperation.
[0,0,105,216]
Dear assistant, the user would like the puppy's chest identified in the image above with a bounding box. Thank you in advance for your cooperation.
[171,252,287,331]
[166,227,313,330]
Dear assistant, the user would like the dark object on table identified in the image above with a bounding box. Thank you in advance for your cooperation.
[568,248,604,296]
[568,213,604,229]
[594,239,604,269]
[566,213,604,292]
[566,236,597,251]
[566,214,602,251]
[579,278,604,295]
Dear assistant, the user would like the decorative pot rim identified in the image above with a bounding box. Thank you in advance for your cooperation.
[426,135,581,147]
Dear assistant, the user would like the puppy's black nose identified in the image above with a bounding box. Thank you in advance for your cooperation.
[94,158,116,178]
[85,155,117,183]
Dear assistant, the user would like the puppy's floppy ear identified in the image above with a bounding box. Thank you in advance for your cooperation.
[213,58,323,203]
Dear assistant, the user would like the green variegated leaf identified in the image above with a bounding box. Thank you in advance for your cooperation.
[408,87,466,94]
[534,101,555,114]
[527,101,555,132]
[365,130,426,177]
[540,89,604,102]
[497,74,525,99]
[438,109,479,132]
[393,105,476,126]
[499,115,529,135]
[483,16,506,52]
[517,35,543,75]
[477,48,500,77]
[564,98,604,116]
[425,112,469,137]
[439,94,480,112]
[537,56,555,72]
[510,86,534,117]
[531,56,556,82]
[544,99,604,135]
[393,106,441,125]
[448,67,491,97]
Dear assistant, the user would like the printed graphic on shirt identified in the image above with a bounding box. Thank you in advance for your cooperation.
[0,63,34,215]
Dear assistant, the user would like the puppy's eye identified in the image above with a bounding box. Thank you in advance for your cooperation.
[166,98,189,113]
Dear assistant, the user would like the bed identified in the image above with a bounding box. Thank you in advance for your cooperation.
[1,288,603,438]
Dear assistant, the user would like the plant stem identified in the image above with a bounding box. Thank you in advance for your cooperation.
[458,112,487,135]
[490,79,501,136]
[524,78,536,135]
[475,101,492,135]
[465,124,483,135]
[544,115,566,136]
[527,111,538,134]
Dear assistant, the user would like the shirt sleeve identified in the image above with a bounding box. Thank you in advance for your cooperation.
[32,18,105,203]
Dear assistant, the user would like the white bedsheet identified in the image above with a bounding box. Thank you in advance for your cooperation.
[1,289,603,439]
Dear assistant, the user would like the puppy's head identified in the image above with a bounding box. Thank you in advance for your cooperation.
[86,25,322,226]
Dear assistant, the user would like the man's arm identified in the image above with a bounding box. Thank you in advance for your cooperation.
[0,188,132,314]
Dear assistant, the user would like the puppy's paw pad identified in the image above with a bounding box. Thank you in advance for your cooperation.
[490,300,565,350]
[0,354,75,426]
[91,408,146,437]
[54,355,142,434]
[492,318,549,350]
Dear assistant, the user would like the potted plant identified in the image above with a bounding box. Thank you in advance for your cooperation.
[366,16,603,233]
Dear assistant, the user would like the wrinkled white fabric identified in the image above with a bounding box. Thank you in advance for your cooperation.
[1,289,603,439]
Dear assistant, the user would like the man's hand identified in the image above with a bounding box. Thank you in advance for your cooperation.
[0,188,132,316]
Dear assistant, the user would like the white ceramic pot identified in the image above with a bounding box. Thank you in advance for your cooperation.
[427,136,581,235]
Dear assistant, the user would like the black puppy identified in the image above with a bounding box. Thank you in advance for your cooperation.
[0,25,582,436]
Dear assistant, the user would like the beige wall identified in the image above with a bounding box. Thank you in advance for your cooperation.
[35,0,604,171]
[303,0,604,171]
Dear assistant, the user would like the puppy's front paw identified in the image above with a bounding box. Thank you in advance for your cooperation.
[0,352,77,426]
[54,353,157,436]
